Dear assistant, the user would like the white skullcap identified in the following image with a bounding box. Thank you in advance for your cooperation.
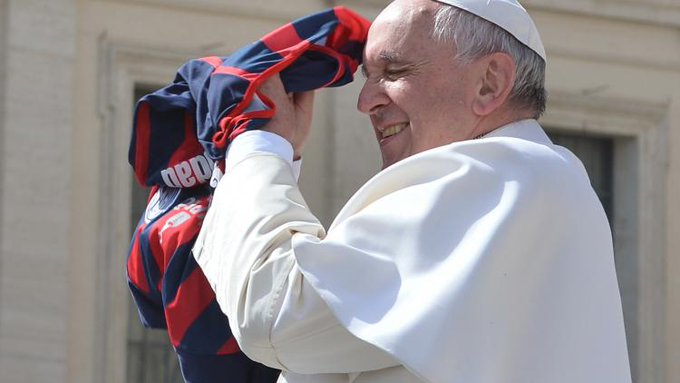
[433,0,546,61]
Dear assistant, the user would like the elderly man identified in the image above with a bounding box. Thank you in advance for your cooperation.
[193,0,632,382]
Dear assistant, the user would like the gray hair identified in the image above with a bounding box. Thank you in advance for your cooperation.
[432,5,547,118]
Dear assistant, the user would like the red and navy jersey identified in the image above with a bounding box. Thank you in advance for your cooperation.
[129,6,370,188]
[126,7,370,383]
[128,186,280,382]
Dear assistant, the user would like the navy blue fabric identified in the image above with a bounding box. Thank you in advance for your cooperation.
[177,351,280,383]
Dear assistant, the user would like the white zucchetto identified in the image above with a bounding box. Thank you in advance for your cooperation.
[434,0,546,60]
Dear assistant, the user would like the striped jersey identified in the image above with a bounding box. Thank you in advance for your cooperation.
[126,7,370,383]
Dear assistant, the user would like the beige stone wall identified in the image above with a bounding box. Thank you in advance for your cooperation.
[0,0,678,382]
[0,0,6,319]
[667,96,680,383]
[0,0,76,381]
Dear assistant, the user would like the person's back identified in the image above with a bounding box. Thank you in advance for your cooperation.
[283,119,629,382]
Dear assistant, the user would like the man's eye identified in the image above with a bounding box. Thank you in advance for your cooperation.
[384,69,407,81]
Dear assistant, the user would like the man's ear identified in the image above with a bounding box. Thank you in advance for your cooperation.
[472,52,516,117]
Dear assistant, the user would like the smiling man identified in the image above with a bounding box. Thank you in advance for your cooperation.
[193,0,632,382]
[359,2,492,168]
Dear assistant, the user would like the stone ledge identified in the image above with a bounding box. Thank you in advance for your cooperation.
[344,0,680,27]
[93,0,329,21]
[523,0,680,28]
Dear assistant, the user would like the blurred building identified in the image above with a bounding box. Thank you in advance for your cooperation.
[0,0,679,382]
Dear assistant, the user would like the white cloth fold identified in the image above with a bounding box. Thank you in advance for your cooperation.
[194,119,631,383]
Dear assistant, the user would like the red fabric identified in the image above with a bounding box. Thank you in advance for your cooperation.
[166,268,216,347]
[134,103,152,186]
[127,228,150,295]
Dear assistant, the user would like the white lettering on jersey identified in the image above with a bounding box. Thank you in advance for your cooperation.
[158,197,208,243]
[159,212,192,238]
[176,162,195,187]
[161,168,181,188]
[160,154,215,188]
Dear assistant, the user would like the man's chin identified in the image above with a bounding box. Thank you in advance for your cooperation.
[380,154,400,170]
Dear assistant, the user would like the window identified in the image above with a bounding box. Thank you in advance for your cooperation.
[547,132,614,221]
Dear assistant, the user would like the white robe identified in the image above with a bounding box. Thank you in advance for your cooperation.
[193,119,631,383]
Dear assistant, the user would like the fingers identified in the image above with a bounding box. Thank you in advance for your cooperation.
[295,91,315,112]
[260,74,315,113]
[257,75,315,159]
[294,91,315,142]
[259,74,290,107]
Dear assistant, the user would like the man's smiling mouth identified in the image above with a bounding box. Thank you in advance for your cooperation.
[382,122,409,139]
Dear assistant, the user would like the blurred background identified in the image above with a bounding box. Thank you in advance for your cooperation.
[0,0,678,382]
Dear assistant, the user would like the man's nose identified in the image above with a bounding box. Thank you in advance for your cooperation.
[357,79,388,115]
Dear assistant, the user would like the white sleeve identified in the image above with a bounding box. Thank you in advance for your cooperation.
[193,153,398,374]
[225,130,303,181]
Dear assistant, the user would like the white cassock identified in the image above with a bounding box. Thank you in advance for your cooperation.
[193,119,632,383]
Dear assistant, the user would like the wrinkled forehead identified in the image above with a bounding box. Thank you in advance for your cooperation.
[371,0,439,36]
[365,0,441,56]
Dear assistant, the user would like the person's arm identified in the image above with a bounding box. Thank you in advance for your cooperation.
[194,146,397,374]
[193,79,398,374]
